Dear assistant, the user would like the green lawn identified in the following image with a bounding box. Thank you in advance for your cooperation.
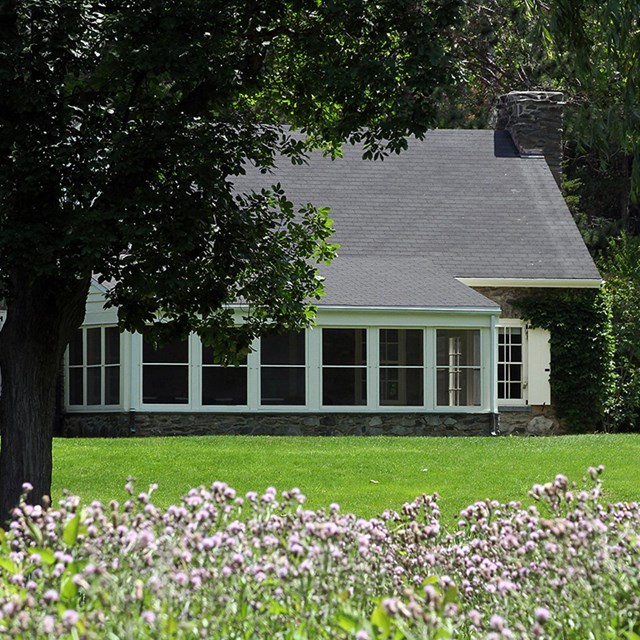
[52,434,640,522]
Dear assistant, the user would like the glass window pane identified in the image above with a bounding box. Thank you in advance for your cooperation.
[322,368,367,405]
[509,382,523,399]
[87,367,102,405]
[261,368,305,405]
[69,368,84,405]
[68,330,84,366]
[143,338,188,364]
[323,329,367,365]
[105,327,120,365]
[87,328,102,366]
[437,368,481,406]
[105,366,120,405]
[436,330,480,366]
[261,332,305,365]
[380,329,423,366]
[203,367,247,405]
[143,365,189,404]
[202,345,247,366]
[380,368,423,406]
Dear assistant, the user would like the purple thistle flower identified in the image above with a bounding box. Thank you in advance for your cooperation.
[62,609,79,627]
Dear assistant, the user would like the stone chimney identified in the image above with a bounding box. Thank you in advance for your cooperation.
[495,91,565,186]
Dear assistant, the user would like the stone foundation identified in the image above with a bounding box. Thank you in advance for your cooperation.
[63,412,496,438]
[497,405,560,436]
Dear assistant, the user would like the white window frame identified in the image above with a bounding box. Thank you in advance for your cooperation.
[67,310,496,414]
[201,343,249,408]
[140,334,191,408]
[434,328,483,409]
[378,328,425,407]
[496,319,528,406]
[65,325,123,410]
[258,330,308,408]
[320,327,369,409]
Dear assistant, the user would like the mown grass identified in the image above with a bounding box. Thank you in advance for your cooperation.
[53,434,640,520]
[52,434,640,522]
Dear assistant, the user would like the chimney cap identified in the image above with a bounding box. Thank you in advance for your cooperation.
[499,90,565,104]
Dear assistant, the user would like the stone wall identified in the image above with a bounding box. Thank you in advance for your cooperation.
[472,286,544,318]
[497,405,560,436]
[474,286,561,435]
[63,411,495,438]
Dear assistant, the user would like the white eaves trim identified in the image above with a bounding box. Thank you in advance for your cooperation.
[456,277,603,289]
[316,305,500,314]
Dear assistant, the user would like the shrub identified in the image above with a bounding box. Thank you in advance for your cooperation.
[0,469,638,638]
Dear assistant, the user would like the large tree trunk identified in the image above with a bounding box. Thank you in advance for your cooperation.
[0,272,90,525]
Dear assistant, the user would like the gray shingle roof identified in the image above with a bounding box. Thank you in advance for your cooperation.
[317,257,498,309]
[234,129,600,308]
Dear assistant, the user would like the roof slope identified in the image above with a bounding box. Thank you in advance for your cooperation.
[317,256,498,309]
[234,129,600,308]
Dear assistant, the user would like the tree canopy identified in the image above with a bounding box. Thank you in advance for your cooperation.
[0,0,460,352]
[0,0,461,518]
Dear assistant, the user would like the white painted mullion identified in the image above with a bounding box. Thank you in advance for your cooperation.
[130,332,142,411]
[82,328,88,408]
[367,327,377,409]
[121,331,131,411]
[100,327,106,405]
[247,338,259,410]
[307,327,321,411]
[425,328,436,411]
[190,334,201,410]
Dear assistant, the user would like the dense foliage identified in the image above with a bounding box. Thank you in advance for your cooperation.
[599,233,640,431]
[0,0,461,516]
[0,468,638,638]
[516,290,616,433]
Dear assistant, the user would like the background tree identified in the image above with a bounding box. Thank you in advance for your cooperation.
[0,0,461,520]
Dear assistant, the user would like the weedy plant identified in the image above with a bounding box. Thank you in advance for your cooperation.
[0,467,638,639]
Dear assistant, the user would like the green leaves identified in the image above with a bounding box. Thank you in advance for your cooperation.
[63,512,82,547]
[516,288,616,432]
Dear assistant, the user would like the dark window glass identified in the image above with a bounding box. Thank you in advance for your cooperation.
[261,368,305,405]
[87,328,102,366]
[261,332,305,365]
[436,368,481,407]
[105,328,120,365]
[380,369,423,405]
[202,367,247,405]
[436,330,480,366]
[69,369,84,405]
[143,366,189,404]
[87,367,102,405]
[380,329,423,366]
[105,366,120,405]
[322,329,367,365]
[143,339,188,363]
[202,346,247,366]
[322,368,367,405]
[68,330,83,366]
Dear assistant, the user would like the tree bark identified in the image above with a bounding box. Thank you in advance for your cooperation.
[0,272,90,525]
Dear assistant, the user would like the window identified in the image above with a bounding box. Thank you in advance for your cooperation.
[498,326,524,402]
[68,327,120,406]
[379,329,423,406]
[322,329,367,405]
[436,329,481,407]
[142,337,189,404]
[202,345,247,405]
[260,331,305,405]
